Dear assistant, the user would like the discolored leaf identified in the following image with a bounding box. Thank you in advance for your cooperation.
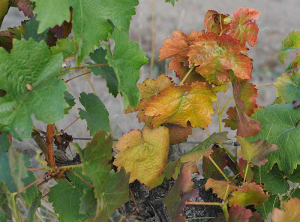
[229,205,252,222]
[237,136,278,167]
[205,178,241,200]
[126,74,174,123]
[145,82,216,128]
[188,32,253,85]
[0,25,24,52]
[229,182,269,207]
[78,92,110,136]
[223,73,260,137]
[248,104,300,175]
[105,29,148,108]
[279,31,300,64]
[48,169,90,222]
[256,195,280,220]
[163,163,199,222]
[274,71,300,103]
[10,0,33,17]
[89,48,118,97]
[238,159,254,182]
[229,8,260,47]
[0,39,67,140]
[272,198,300,222]
[158,30,204,61]
[293,100,300,109]
[114,126,169,189]
[166,123,192,145]
[33,0,138,62]
[204,10,230,35]
[203,147,228,180]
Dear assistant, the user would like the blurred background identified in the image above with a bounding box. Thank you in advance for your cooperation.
[1,0,300,220]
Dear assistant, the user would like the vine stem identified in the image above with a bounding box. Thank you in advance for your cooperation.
[64,71,91,83]
[70,63,108,70]
[243,162,250,183]
[208,156,230,182]
[179,66,194,86]
[63,116,80,132]
[46,124,56,168]
[220,96,233,114]
[185,201,222,206]
[26,164,84,171]
[216,97,222,132]
[256,83,273,88]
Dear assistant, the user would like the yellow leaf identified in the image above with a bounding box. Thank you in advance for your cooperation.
[114,126,169,189]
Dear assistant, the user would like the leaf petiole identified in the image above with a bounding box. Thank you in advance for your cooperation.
[179,66,194,86]
[208,155,230,182]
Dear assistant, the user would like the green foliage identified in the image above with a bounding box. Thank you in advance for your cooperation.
[79,93,110,136]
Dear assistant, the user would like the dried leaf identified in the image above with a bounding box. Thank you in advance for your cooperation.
[204,10,230,35]
[166,123,192,145]
[145,82,216,128]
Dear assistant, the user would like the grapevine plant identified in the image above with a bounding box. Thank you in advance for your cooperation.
[1,0,300,221]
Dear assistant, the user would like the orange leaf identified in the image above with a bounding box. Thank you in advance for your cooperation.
[114,126,169,189]
[125,74,174,123]
[204,10,230,35]
[158,30,204,61]
[188,32,253,85]
[229,182,269,207]
[166,123,193,145]
[272,198,300,222]
[229,8,260,47]
[205,178,242,200]
[145,82,216,128]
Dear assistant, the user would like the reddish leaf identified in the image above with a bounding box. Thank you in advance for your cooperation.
[205,178,241,200]
[249,212,264,222]
[223,79,258,130]
[237,137,278,167]
[229,8,260,47]
[229,182,269,207]
[293,100,300,109]
[204,10,230,35]
[203,147,228,180]
[50,21,72,39]
[114,126,169,189]
[223,75,260,137]
[272,198,300,222]
[163,163,199,222]
[125,74,174,123]
[229,205,253,222]
[145,82,216,128]
[188,32,253,85]
[0,25,25,52]
[238,159,254,182]
[169,57,205,84]
[166,123,193,145]
[11,0,33,18]
[158,30,204,61]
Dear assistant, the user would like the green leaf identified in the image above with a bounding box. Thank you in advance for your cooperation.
[0,183,12,220]
[48,168,90,222]
[274,71,300,103]
[248,104,300,175]
[79,188,96,218]
[105,29,148,108]
[33,0,139,62]
[253,164,289,195]
[279,31,300,64]
[27,191,41,222]
[165,0,178,6]
[25,16,49,42]
[51,38,78,60]
[79,93,110,136]
[0,39,67,140]
[0,133,10,155]
[256,195,280,220]
[63,91,75,114]
[79,131,113,196]
[89,48,118,97]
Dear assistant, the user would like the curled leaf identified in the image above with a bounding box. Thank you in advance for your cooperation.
[204,10,230,35]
